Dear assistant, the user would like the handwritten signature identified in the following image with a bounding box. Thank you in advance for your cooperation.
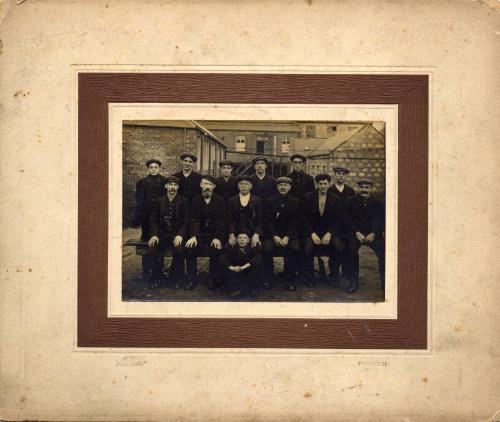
[115,356,147,367]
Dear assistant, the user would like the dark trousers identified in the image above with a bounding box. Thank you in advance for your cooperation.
[185,236,224,281]
[262,238,300,282]
[352,236,385,289]
[146,236,186,281]
[220,266,261,294]
[303,235,337,282]
[140,220,164,274]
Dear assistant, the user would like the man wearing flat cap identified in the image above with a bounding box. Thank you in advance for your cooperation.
[132,159,166,277]
[249,156,277,199]
[286,153,315,201]
[301,173,343,287]
[172,152,202,204]
[343,179,385,294]
[226,175,263,249]
[262,176,301,291]
[327,166,356,283]
[215,159,239,201]
[147,175,190,289]
[185,175,226,291]
[218,228,262,299]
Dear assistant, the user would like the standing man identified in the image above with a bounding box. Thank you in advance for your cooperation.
[286,153,316,201]
[344,180,385,294]
[215,159,239,201]
[249,156,277,199]
[132,159,166,278]
[262,177,301,291]
[327,166,356,284]
[173,152,202,203]
[301,174,343,287]
[226,175,263,249]
[147,176,189,289]
[185,175,226,291]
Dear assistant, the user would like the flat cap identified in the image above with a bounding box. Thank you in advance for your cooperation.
[276,176,292,185]
[146,159,162,167]
[164,175,181,185]
[289,153,307,162]
[315,173,332,183]
[180,152,198,162]
[235,228,252,237]
[251,156,269,165]
[357,179,374,186]
[333,166,350,174]
[219,159,235,168]
[201,174,217,185]
[237,175,253,183]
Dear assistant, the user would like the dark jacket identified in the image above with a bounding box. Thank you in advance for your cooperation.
[226,194,263,236]
[345,194,385,236]
[301,191,342,237]
[219,245,262,269]
[172,170,202,203]
[149,194,190,239]
[263,193,300,239]
[132,174,166,225]
[189,193,226,240]
[249,174,277,199]
[286,171,316,201]
[328,183,355,201]
[215,175,239,201]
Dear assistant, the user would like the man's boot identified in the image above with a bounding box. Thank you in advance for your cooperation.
[346,278,359,294]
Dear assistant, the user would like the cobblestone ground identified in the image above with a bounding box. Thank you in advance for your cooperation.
[122,228,384,302]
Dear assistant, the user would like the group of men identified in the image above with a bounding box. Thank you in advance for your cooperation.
[132,151,385,298]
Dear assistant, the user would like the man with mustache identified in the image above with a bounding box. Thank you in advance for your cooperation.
[172,152,202,203]
[344,179,385,294]
[301,174,343,288]
[132,159,166,278]
[185,175,226,291]
[262,177,301,291]
[215,159,239,201]
[147,176,189,289]
[249,156,277,199]
[226,175,263,249]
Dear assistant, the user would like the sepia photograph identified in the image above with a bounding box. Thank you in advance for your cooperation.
[121,119,387,303]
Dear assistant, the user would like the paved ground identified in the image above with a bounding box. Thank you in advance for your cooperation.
[122,228,384,302]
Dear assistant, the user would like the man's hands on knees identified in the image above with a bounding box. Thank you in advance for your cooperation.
[173,236,183,247]
[185,236,198,248]
[211,238,222,249]
[148,236,159,247]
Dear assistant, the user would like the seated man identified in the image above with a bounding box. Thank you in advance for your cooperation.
[301,174,342,287]
[226,175,263,249]
[185,175,226,291]
[344,179,385,294]
[147,176,189,289]
[262,177,301,291]
[218,229,262,299]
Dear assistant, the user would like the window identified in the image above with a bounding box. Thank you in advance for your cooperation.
[281,139,290,153]
[306,125,316,137]
[235,136,245,152]
[256,141,265,154]
[329,125,337,133]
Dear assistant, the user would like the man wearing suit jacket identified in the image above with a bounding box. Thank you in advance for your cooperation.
[226,175,263,249]
[215,159,239,201]
[172,152,202,203]
[286,153,316,201]
[327,166,356,284]
[301,173,343,287]
[249,156,277,199]
[131,159,166,277]
[262,177,301,291]
[185,175,226,291]
[147,176,190,289]
[344,180,385,294]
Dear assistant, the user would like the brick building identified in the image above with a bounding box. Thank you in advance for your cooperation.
[307,123,386,193]
[122,120,227,226]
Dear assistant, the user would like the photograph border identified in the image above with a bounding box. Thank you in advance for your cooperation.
[78,73,428,349]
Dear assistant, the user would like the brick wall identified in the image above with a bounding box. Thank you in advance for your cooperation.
[308,124,386,194]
